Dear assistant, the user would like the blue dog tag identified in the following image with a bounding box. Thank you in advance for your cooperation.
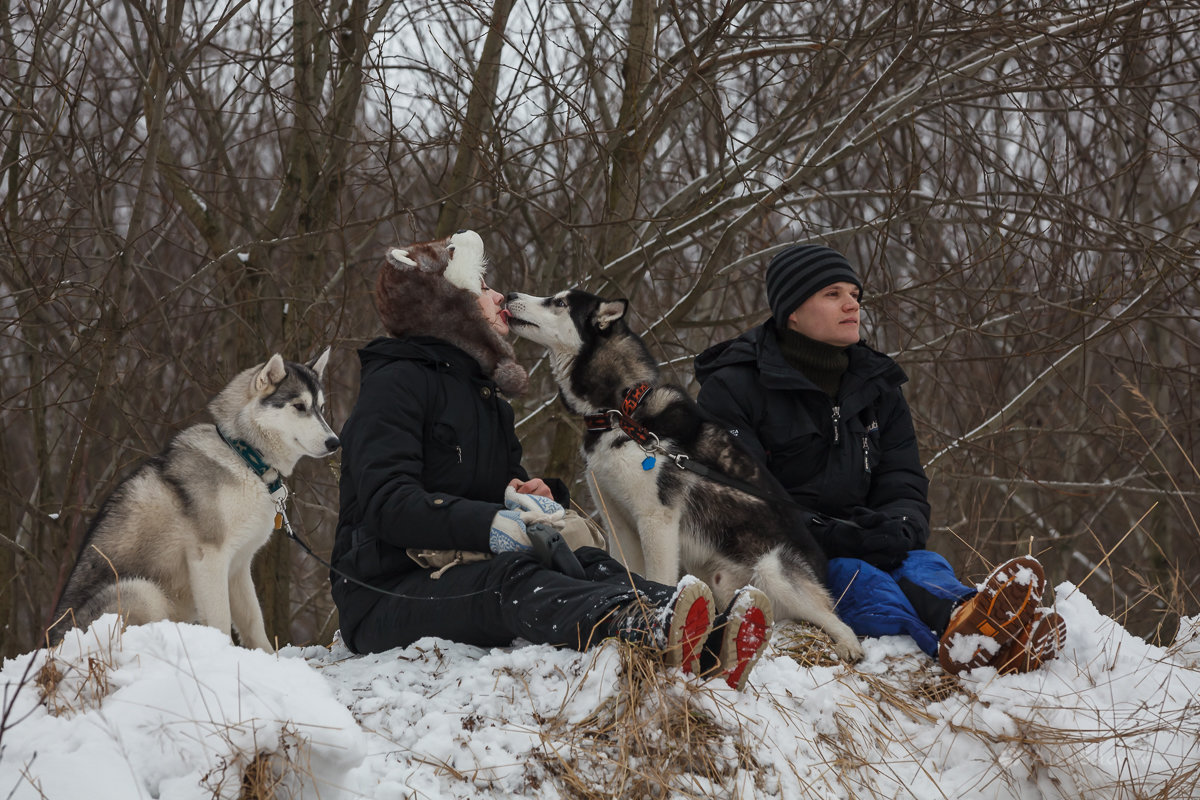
[642,455,656,471]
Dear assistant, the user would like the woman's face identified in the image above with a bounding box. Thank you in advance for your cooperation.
[476,282,511,335]
[786,281,861,347]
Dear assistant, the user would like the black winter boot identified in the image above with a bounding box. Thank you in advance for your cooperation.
[600,577,715,675]
[700,586,774,690]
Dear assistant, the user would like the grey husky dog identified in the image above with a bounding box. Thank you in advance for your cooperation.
[48,350,340,652]
[505,290,864,662]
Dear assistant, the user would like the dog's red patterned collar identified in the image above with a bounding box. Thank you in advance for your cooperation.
[583,383,656,447]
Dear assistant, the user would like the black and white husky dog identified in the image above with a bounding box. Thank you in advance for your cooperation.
[506,290,864,661]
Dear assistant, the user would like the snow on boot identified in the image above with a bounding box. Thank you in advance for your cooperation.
[710,586,774,691]
[606,576,715,675]
[938,556,1045,675]
[993,607,1067,675]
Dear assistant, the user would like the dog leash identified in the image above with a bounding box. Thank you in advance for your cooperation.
[272,497,417,599]
[583,384,798,507]
[213,430,493,599]
[272,493,579,602]
[272,496,488,600]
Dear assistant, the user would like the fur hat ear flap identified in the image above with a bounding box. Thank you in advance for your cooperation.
[307,347,331,380]
[387,248,417,269]
[594,299,628,331]
[492,359,529,396]
[254,354,287,395]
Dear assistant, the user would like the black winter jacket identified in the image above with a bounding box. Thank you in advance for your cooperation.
[331,336,532,631]
[694,320,931,549]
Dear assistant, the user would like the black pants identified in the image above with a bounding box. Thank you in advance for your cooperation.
[343,547,675,655]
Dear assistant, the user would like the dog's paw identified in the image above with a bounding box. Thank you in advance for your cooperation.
[835,637,866,663]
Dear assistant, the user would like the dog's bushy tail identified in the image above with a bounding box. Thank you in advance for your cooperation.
[46,578,174,647]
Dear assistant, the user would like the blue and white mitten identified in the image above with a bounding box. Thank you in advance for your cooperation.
[503,486,566,527]
[489,509,533,553]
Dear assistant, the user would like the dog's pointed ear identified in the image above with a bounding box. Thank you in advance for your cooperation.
[307,346,331,381]
[255,354,288,395]
[594,299,628,331]
[386,248,417,269]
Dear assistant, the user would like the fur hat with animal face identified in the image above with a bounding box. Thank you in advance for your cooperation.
[374,230,528,395]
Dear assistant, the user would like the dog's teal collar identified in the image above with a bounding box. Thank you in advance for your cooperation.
[216,427,284,494]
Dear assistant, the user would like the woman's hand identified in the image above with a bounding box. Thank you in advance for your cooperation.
[508,477,554,499]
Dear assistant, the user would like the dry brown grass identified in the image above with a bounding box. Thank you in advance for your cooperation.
[526,622,973,799]
[37,629,119,717]
[533,640,764,799]
[201,724,309,800]
[765,620,1200,799]
[34,630,315,800]
[772,620,856,670]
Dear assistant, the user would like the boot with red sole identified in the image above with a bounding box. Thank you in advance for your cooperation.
[707,586,774,691]
[607,576,716,676]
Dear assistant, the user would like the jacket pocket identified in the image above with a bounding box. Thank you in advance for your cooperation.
[426,421,465,473]
[762,417,826,491]
[339,525,382,582]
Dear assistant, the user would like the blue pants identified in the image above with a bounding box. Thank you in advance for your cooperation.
[827,550,974,657]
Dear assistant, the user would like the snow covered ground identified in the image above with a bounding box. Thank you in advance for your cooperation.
[3,581,1199,799]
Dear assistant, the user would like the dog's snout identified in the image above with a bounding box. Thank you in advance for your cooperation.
[325,435,341,453]
[505,292,520,303]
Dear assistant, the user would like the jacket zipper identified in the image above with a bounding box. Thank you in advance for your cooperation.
[831,405,841,444]
[455,445,463,463]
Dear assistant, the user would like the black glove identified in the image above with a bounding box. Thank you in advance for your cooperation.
[526,522,586,579]
[808,508,916,572]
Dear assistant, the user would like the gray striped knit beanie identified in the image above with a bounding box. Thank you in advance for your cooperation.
[765,244,862,328]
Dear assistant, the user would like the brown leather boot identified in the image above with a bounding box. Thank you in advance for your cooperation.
[938,556,1046,675]
[994,607,1067,674]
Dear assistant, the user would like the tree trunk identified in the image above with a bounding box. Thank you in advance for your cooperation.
[436,0,517,238]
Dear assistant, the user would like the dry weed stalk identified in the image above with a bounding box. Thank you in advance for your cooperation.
[202,723,310,800]
[773,620,1200,798]
[39,554,137,716]
[535,640,761,799]
[772,620,851,670]
[1100,379,1200,645]
[36,631,121,717]
[239,752,285,800]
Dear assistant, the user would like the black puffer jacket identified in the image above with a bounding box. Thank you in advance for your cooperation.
[694,320,931,548]
[331,336,532,631]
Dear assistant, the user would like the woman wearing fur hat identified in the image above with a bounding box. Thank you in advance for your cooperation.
[329,230,771,690]
[694,244,1066,676]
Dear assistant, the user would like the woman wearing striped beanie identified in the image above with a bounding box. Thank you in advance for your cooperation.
[695,243,1066,675]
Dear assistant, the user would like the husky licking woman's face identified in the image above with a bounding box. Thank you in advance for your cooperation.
[374,229,528,395]
[477,283,510,336]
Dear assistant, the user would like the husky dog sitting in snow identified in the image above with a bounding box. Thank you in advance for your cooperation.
[505,289,864,662]
[48,350,340,652]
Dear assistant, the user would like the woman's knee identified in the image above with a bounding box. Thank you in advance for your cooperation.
[827,556,889,594]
